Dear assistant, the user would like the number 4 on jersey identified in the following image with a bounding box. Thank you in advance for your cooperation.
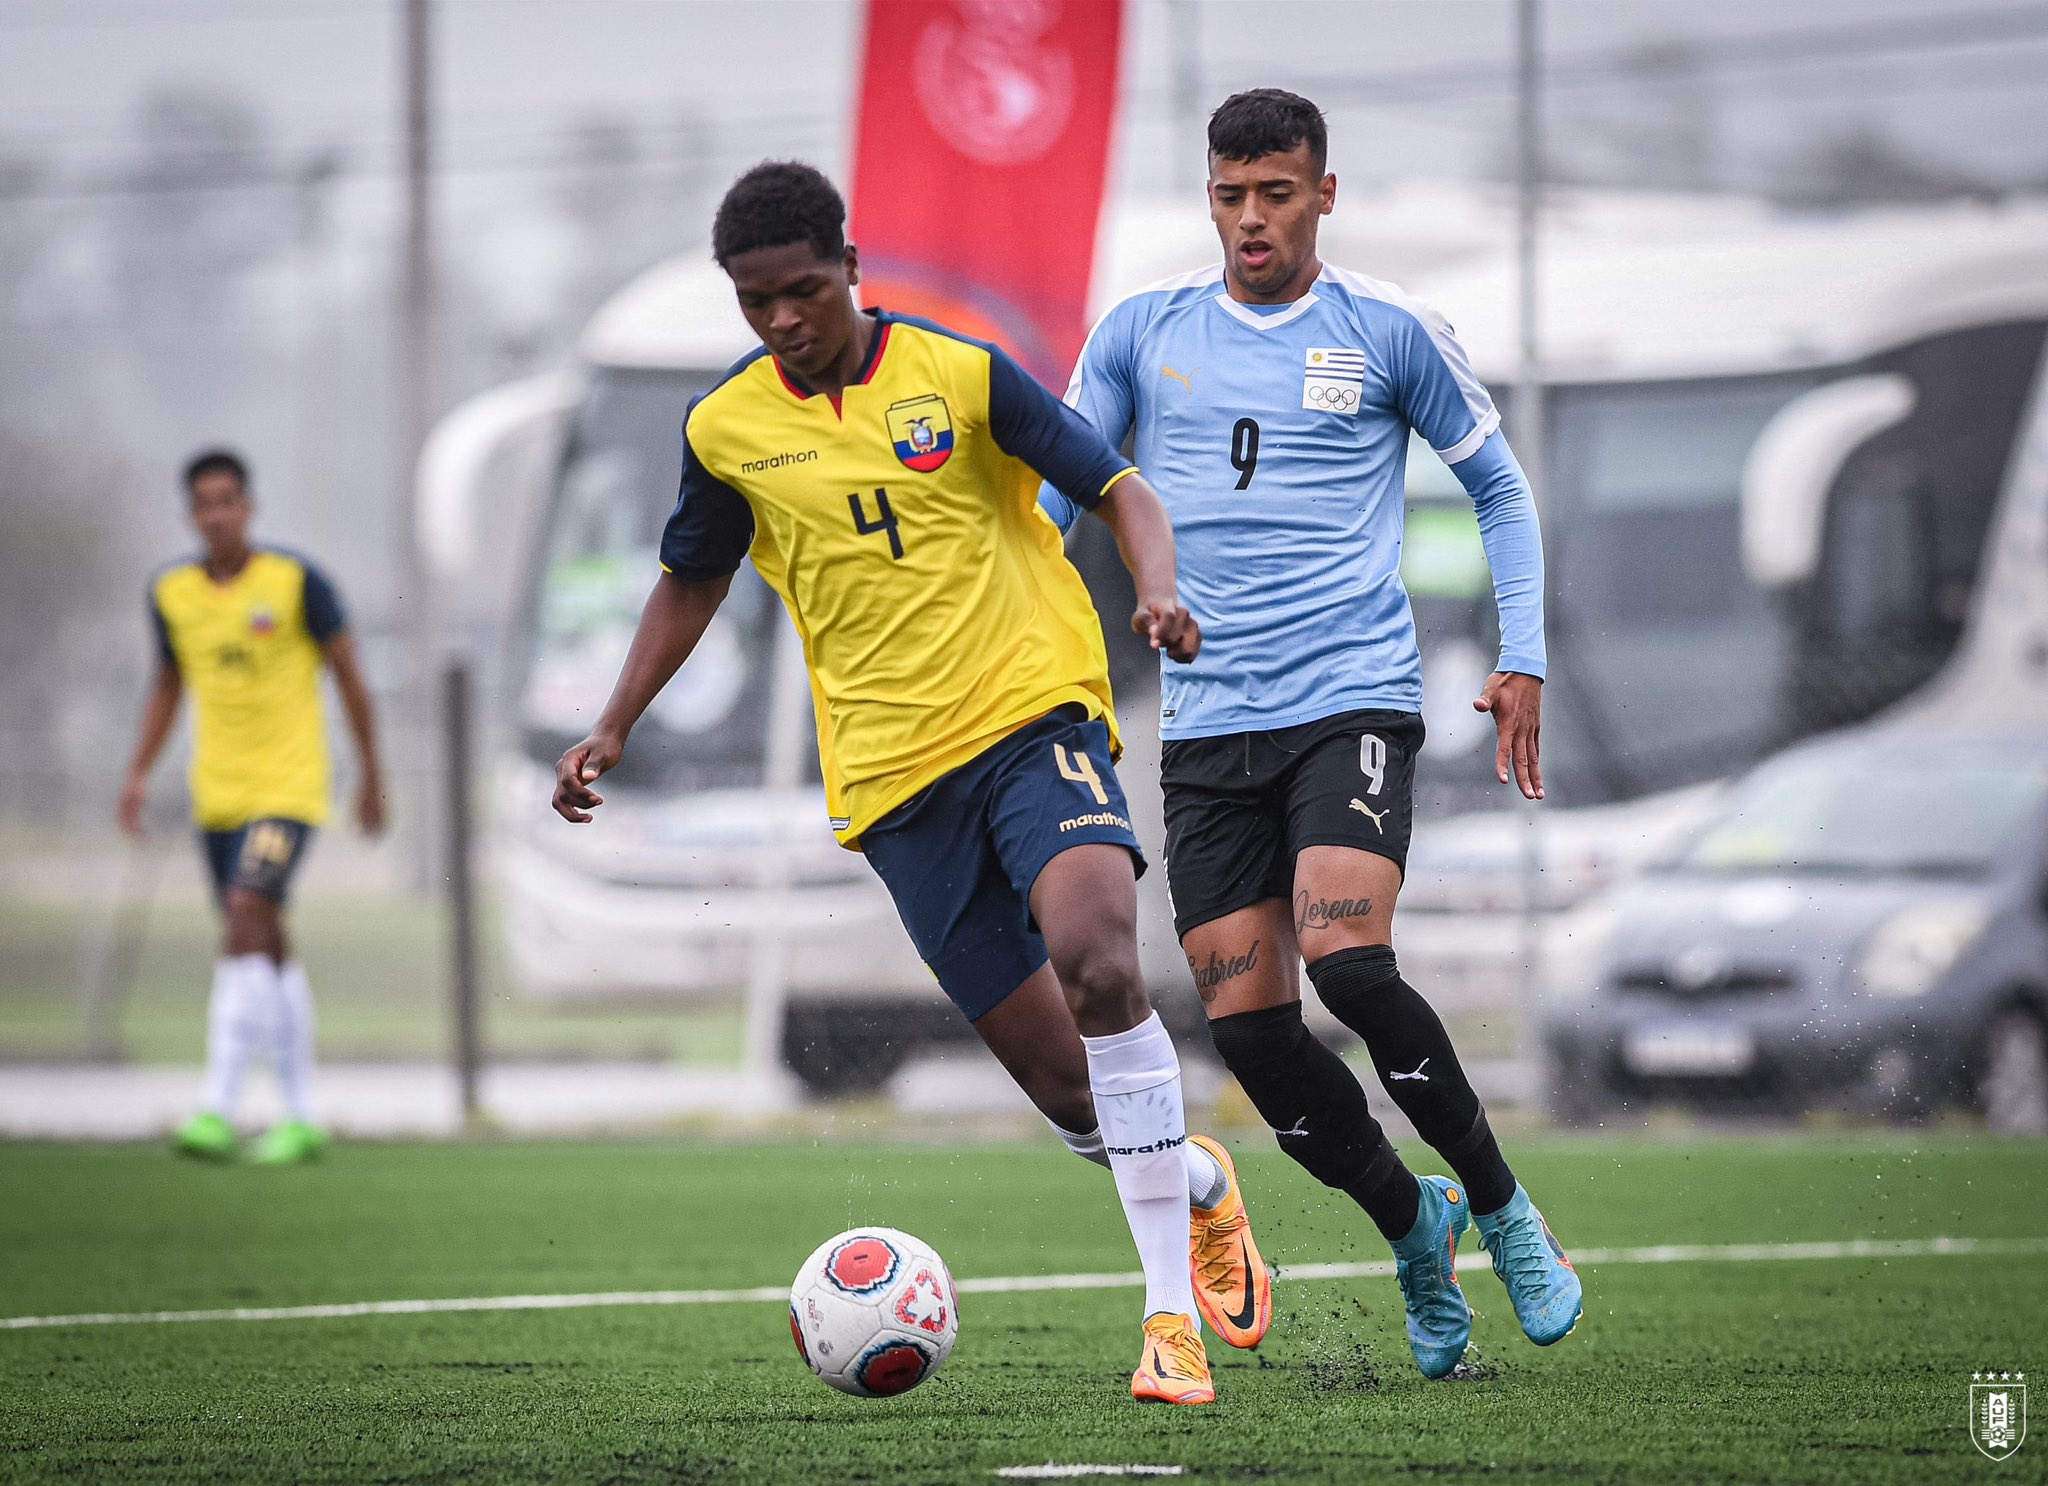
[1054,743,1109,805]
[848,489,904,559]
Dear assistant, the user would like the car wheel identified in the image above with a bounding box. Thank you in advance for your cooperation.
[1977,1004,2048,1136]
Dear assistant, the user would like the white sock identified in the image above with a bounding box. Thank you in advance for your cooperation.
[201,954,272,1118]
[1049,1115,1229,1209]
[275,960,318,1123]
[1186,1141,1229,1209]
[1081,1012,1198,1323]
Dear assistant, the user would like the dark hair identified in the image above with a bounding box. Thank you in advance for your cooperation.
[1207,89,1327,176]
[712,161,847,268]
[183,448,249,493]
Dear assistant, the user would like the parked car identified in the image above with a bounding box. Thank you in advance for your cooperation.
[1543,729,2048,1132]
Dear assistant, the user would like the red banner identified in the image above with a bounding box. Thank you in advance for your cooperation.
[851,0,1125,387]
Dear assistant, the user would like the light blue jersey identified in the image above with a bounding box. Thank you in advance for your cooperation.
[1041,262,1545,741]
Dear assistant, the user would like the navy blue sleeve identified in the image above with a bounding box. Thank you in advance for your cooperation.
[300,561,347,644]
[149,592,175,669]
[1038,299,1141,535]
[986,343,1134,510]
[659,401,755,580]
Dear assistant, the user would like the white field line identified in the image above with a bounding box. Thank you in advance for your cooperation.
[996,1468,1185,1479]
[4,1234,2043,1333]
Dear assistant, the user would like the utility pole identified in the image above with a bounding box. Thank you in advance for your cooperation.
[397,0,440,848]
[1512,0,1547,1086]
[444,660,481,1121]
[1512,0,1544,487]
[396,0,479,1121]
[1168,0,1204,191]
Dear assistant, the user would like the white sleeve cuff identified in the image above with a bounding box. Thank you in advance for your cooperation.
[1437,408,1500,466]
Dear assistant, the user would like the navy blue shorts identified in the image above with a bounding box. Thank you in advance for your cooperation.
[861,706,1146,1022]
[201,818,315,906]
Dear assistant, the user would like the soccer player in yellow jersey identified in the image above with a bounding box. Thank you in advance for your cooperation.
[554,163,1270,1403]
[119,450,385,1165]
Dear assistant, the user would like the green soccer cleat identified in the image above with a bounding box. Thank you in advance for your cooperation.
[247,1119,329,1165]
[1475,1184,1583,1346]
[174,1110,237,1161]
[1391,1175,1474,1379]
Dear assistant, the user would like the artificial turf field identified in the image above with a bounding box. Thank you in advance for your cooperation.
[3,1134,2044,1484]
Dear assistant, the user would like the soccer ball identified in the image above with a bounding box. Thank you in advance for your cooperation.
[788,1226,959,1397]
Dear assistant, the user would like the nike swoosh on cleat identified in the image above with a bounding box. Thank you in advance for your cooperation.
[1150,1346,1166,1377]
[1223,1238,1259,1333]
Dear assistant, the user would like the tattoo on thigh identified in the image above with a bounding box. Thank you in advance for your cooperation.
[1188,940,1261,1003]
[1295,892,1374,934]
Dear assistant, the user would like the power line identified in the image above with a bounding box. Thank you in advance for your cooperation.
[0,0,386,32]
[7,67,2044,209]
[1,5,2044,204]
[1293,2,2048,107]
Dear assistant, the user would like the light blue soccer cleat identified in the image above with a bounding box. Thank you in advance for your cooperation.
[1474,1185,1583,1346]
[1391,1175,1474,1379]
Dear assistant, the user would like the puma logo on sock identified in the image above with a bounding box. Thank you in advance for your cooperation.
[1274,1117,1311,1138]
[1389,1058,1431,1082]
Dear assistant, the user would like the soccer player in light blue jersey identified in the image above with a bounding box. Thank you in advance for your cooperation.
[1043,90,1582,1377]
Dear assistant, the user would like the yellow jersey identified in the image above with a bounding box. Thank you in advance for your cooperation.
[661,310,1137,848]
[149,548,346,830]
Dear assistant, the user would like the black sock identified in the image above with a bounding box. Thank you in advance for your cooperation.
[1343,1152,1421,1240]
[1307,945,1518,1215]
[1206,1001,1419,1242]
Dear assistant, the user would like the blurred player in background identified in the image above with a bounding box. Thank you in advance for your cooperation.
[554,162,1267,1405]
[120,450,385,1164]
[1044,90,1582,1377]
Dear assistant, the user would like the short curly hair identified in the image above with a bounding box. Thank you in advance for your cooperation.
[1208,89,1327,176]
[183,448,249,493]
[712,161,847,268]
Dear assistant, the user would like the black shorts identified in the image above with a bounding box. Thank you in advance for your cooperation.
[1160,708,1423,939]
[201,818,315,906]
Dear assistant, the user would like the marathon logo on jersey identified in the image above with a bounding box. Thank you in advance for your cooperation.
[1303,347,1365,416]
[885,394,955,472]
[740,449,819,474]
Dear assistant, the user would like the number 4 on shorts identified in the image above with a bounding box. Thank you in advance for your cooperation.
[1054,743,1109,805]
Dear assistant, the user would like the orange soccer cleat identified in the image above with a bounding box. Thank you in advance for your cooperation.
[1186,1133,1273,1349]
[1130,1311,1215,1405]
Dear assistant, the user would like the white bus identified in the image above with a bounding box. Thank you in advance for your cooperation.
[420,189,2048,1094]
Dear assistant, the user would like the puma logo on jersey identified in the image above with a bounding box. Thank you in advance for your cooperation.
[1389,1058,1431,1082]
[1160,365,1200,392]
[1349,798,1387,831]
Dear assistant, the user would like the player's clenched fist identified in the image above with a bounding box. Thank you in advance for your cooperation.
[1134,599,1200,664]
[554,733,623,823]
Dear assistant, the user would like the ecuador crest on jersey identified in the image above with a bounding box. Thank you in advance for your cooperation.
[886,394,954,472]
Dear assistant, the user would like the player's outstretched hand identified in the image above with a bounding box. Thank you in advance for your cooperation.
[1474,671,1544,800]
[554,733,623,823]
[117,777,147,839]
[1133,599,1201,664]
[356,773,388,838]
